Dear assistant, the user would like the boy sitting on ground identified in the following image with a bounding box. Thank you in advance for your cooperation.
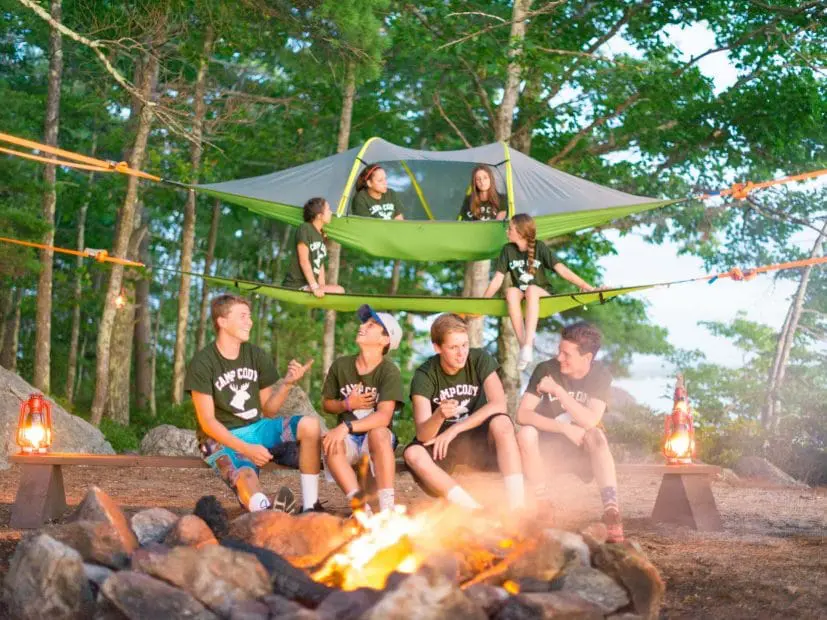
[322,305,404,514]
[403,313,525,511]
[515,321,624,542]
[185,293,323,513]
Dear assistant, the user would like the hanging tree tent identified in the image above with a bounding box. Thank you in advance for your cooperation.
[197,138,677,262]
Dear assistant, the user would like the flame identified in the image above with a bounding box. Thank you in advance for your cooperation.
[665,430,691,458]
[22,424,46,449]
[114,291,127,309]
[503,580,520,594]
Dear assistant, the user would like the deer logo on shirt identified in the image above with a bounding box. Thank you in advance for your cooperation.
[228,383,251,411]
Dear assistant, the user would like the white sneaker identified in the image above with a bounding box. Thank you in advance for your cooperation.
[517,345,534,371]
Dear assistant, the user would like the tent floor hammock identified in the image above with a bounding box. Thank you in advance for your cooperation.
[193,271,653,317]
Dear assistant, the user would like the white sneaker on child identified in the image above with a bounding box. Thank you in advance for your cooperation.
[517,345,534,371]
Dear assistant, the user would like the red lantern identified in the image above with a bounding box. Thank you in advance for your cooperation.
[663,375,695,464]
[16,393,53,453]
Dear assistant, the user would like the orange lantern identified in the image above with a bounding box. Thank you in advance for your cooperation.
[16,393,53,453]
[663,374,695,464]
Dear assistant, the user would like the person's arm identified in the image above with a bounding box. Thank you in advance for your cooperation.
[553,262,594,292]
[495,210,507,220]
[323,390,375,415]
[192,391,271,466]
[318,264,326,288]
[297,243,319,289]
[539,374,606,429]
[448,371,508,435]
[261,359,313,417]
[413,394,455,442]
[482,271,505,298]
[516,391,573,433]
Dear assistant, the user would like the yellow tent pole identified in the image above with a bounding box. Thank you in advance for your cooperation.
[502,141,515,217]
[336,137,378,216]
[400,160,434,220]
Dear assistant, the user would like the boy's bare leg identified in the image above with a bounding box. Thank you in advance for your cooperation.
[234,467,263,508]
[404,444,480,509]
[368,428,396,511]
[489,416,525,508]
[296,416,322,510]
[327,450,359,496]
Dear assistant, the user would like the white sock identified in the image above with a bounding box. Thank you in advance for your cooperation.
[247,492,270,512]
[378,488,395,512]
[300,473,319,510]
[345,489,359,500]
[446,485,482,510]
[504,474,526,509]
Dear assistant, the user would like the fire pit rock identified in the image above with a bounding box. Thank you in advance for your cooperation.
[2,533,95,620]
[593,544,664,620]
[229,511,348,563]
[69,486,139,552]
[96,570,218,619]
[165,514,219,548]
[130,507,180,545]
[46,520,135,569]
[552,566,629,614]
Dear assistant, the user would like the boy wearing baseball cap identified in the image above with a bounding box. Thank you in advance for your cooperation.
[322,304,404,512]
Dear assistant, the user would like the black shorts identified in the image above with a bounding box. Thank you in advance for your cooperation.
[403,413,513,495]
[536,430,594,483]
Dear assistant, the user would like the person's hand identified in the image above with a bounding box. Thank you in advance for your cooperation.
[347,390,376,411]
[244,443,273,467]
[312,287,325,298]
[424,427,458,460]
[496,211,507,221]
[284,359,314,385]
[323,423,349,456]
[579,283,596,293]
[536,376,561,397]
[437,399,460,420]
[563,424,586,447]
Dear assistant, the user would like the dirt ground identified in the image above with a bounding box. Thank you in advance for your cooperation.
[0,465,824,619]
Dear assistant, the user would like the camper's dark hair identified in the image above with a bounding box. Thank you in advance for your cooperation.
[355,164,384,192]
[561,321,602,357]
[303,197,327,223]
[469,165,500,219]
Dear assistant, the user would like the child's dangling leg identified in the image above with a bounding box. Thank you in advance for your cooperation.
[505,287,526,346]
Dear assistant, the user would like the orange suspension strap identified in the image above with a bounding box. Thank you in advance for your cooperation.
[698,169,827,201]
[0,236,145,268]
[707,255,827,284]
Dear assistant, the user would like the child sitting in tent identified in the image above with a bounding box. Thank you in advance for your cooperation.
[322,305,404,514]
[282,197,345,298]
[350,164,405,220]
[482,213,595,371]
[458,164,507,221]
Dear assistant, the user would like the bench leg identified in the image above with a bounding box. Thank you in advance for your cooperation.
[10,464,68,529]
[651,473,723,531]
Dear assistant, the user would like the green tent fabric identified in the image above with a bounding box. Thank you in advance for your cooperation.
[197,138,677,261]
[197,272,654,317]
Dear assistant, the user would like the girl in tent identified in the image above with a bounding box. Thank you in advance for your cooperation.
[458,164,507,221]
[282,197,345,298]
[350,164,405,220]
[482,213,595,371]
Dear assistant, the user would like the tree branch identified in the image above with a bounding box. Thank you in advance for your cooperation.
[433,91,473,148]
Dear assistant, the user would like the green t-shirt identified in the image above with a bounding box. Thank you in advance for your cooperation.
[282,222,327,289]
[322,355,404,431]
[458,193,506,221]
[410,348,499,430]
[494,242,559,292]
[184,342,279,440]
[350,188,403,220]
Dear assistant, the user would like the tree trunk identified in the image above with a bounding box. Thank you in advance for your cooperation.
[149,301,161,417]
[73,332,87,402]
[65,134,95,403]
[322,59,356,376]
[133,205,153,411]
[33,0,63,393]
[0,287,22,371]
[195,198,221,351]
[763,221,827,429]
[271,225,292,368]
[0,286,10,357]
[172,27,214,405]
[90,35,162,426]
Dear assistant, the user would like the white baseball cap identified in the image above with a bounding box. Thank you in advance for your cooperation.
[357,304,403,351]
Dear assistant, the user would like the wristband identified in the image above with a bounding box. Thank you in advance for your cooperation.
[344,394,352,412]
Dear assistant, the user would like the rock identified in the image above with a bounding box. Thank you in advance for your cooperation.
[733,456,807,488]
[263,594,319,619]
[140,424,200,457]
[491,595,544,619]
[164,514,218,548]
[506,532,566,583]
[593,544,665,620]
[97,570,218,619]
[316,588,382,620]
[543,529,590,567]
[130,544,270,616]
[83,563,114,596]
[229,599,271,620]
[555,566,629,614]
[70,487,139,553]
[0,366,114,470]
[2,534,94,620]
[464,584,510,615]
[274,380,329,432]
[716,468,741,486]
[47,521,134,569]
[523,592,606,619]
[228,511,347,564]
[579,523,608,554]
[362,566,486,620]
[130,507,179,545]
[607,614,644,620]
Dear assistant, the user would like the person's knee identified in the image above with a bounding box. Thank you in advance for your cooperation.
[489,415,515,441]
[297,416,321,440]
[583,427,608,451]
[525,285,542,300]
[516,425,539,451]
[403,445,430,470]
[505,288,522,302]
[235,466,259,489]
[368,427,392,453]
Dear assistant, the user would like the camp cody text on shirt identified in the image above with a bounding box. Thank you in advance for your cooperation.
[525,358,612,426]
[322,355,404,432]
[458,193,506,221]
[184,342,279,441]
[282,222,327,289]
[351,188,403,220]
[494,241,559,292]
[410,348,500,433]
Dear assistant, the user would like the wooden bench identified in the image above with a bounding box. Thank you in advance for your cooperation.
[8,454,722,531]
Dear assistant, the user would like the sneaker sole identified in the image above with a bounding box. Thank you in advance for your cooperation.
[272,487,298,514]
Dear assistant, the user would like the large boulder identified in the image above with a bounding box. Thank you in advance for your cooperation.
[140,425,199,457]
[273,380,329,432]
[0,366,113,469]
[733,456,807,488]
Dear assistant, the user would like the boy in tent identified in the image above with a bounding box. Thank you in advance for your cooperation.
[515,321,624,542]
[322,305,404,513]
[403,313,525,511]
[185,293,324,513]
